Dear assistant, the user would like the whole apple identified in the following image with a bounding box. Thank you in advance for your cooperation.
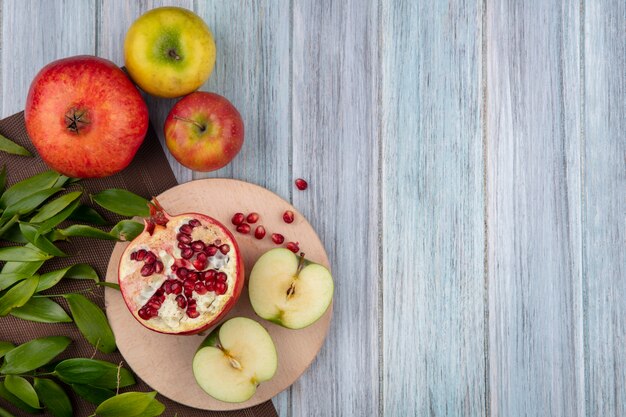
[164,92,244,172]
[24,55,149,178]
[124,7,216,98]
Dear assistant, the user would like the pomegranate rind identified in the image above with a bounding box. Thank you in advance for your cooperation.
[118,210,244,335]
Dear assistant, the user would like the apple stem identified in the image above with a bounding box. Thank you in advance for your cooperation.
[173,115,206,132]
[296,252,306,274]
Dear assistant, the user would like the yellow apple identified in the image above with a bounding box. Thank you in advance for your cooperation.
[124,7,216,98]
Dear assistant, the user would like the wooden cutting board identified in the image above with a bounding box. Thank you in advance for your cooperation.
[105,179,333,411]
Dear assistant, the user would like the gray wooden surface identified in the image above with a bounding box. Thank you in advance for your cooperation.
[0,1,624,416]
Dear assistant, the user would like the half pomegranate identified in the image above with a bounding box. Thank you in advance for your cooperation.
[118,200,244,335]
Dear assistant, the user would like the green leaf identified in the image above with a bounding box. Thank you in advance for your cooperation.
[0,223,27,243]
[19,223,66,257]
[0,255,44,275]
[0,336,71,375]
[70,384,114,405]
[0,380,41,413]
[0,215,19,239]
[94,392,163,417]
[0,246,52,262]
[110,220,144,241]
[10,297,72,323]
[0,166,6,197]
[0,133,32,157]
[68,205,108,225]
[0,273,31,291]
[0,404,17,417]
[96,282,120,291]
[30,191,82,223]
[1,188,63,220]
[136,399,166,417]
[0,275,39,316]
[0,171,60,209]
[91,189,149,217]
[4,375,39,408]
[54,359,135,389]
[33,378,72,417]
[64,294,116,353]
[0,342,15,359]
[51,176,70,189]
[36,264,98,292]
[57,224,117,241]
[35,199,81,235]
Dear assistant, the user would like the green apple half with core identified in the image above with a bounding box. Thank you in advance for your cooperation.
[192,317,277,403]
[249,248,334,329]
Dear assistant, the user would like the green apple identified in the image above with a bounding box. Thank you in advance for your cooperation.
[124,7,216,98]
[249,248,334,329]
[192,317,277,403]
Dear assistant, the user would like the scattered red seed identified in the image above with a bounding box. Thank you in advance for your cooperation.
[254,225,266,239]
[236,223,251,234]
[219,244,230,254]
[246,212,259,224]
[231,213,245,226]
[271,233,285,244]
[283,210,295,223]
[295,178,308,190]
[286,242,300,253]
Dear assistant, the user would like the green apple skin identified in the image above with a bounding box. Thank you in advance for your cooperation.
[248,248,334,329]
[124,7,216,98]
[192,317,277,403]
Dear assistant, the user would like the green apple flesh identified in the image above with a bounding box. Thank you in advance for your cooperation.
[192,317,277,403]
[249,248,334,329]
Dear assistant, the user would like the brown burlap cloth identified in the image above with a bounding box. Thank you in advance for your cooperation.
[0,112,278,417]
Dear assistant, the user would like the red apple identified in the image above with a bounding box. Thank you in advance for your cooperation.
[25,55,149,178]
[164,92,244,171]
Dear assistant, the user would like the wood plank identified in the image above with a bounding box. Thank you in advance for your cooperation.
[0,0,96,116]
[583,0,626,415]
[486,1,585,416]
[97,0,194,184]
[381,0,486,415]
[290,1,380,416]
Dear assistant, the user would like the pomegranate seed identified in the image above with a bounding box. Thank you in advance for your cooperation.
[271,233,285,244]
[140,264,155,276]
[215,282,227,295]
[231,213,245,225]
[177,233,192,244]
[193,253,208,271]
[236,223,251,234]
[170,281,182,294]
[205,281,216,292]
[177,242,188,250]
[286,242,300,253]
[191,240,205,252]
[147,300,161,310]
[194,282,208,294]
[187,298,197,307]
[246,212,259,224]
[144,253,156,265]
[154,288,164,297]
[205,245,218,256]
[254,225,266,239]
[183,279,195,291]
[130,251,137,260]
[138,307,151,320]
[175,295,187,309]
[283,210,295,223]
[181,248,194,259]
[188,271,200,282]
[187,309,200,319]
[189,219,201,227]
[204,270,217,281]
[136,249,147,261]
[184,289,193,298]
[219,244,230,254]
[295,178,308,190]
[216,272,227,283]
[214,239,221,246]
[176,267,189,279]
[154,261,164,274]
[163,280,173,294]
[180,224,193,235]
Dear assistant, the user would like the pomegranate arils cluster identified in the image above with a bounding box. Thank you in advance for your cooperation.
[131,218,231,320]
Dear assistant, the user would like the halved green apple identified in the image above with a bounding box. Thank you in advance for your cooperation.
[192,317,277,403]
[249,248,334,329]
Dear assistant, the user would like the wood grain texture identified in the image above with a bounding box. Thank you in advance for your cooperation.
[97,0,194,184]
[0,0,96,116]
[290,1,380,416]
[582,1,626,415]
[486,1,585,416]
[381,0,486,415]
